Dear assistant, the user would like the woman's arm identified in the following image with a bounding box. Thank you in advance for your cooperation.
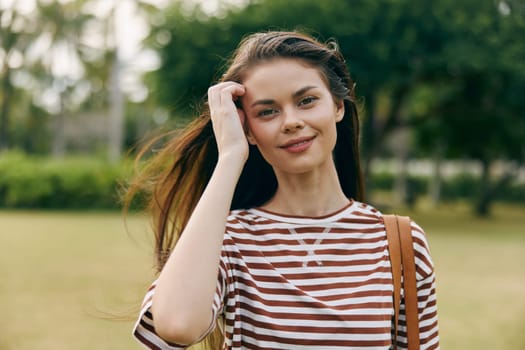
[151,82,247,345]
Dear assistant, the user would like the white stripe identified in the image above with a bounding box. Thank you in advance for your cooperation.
[232,252,389,264]
[233,295,392,314]
[134,323,185,350]
[234,240,387,252]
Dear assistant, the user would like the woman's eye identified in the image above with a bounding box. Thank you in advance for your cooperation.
[298,96,317,106]
[257,109,277,117]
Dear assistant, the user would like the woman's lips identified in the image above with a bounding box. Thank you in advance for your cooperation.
[279,136,316,153]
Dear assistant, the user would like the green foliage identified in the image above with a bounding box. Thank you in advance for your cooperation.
[0,152,131,209]
[368,172,428,203]
[440,173,525,204]
[0,151,522,209]
[145,0,525,216]
[440,174,482,201]
[368,170,525,203]
[367,171,396,191]
[149,0,525,159]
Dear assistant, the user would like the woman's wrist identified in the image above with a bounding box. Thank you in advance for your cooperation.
[217,149,248,170]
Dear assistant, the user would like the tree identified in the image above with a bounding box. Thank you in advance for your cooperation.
[146,0,451,162]
[411,0,525,215]
[0,1,38,150]
[30,0,96,157]
[145,0,525,215]
[105,0,162,162]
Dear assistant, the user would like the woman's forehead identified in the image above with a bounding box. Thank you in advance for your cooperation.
[242,59,327,93]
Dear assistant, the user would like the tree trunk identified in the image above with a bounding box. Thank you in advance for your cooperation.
[108,51,124,163]
[475,158,492,217]
[393,127,411,207]
[362,92,376,182]
[51,94,66,158]
[476,160,520,217]
[106,4,124,164]
[430,143,443,206]
[0,68,12,151]
[362,85,410,192]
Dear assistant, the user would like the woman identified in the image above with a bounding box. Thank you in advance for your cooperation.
[129,31,439,349]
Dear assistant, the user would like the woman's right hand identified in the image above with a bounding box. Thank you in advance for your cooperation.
[208,81,249,163]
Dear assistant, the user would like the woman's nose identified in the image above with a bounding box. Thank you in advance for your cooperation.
[281,109,305,133]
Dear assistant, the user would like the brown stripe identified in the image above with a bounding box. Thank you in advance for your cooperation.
[237,300,393,317]
[230,232,388,246]
[237,244,388,257]
[236,287,393,308]
[275,262,390,280]
[240,314,391,334]
[239,328,391,347]
[134,330,163,350]
[232,274,394,294]
[141,312,187,347]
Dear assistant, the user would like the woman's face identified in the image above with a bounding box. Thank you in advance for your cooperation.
[241,58,344,175]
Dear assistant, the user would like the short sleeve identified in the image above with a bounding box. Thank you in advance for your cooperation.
[132,256,228,350]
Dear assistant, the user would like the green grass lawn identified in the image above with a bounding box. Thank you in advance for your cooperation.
[0,211,153,350]
[401,203,525,350]
[1,203,524,349]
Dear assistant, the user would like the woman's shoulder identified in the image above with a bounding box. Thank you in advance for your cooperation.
[336,200,396,227]
[378,209,435,279]
[348,200,384,219]
[227,208,264,225]
[352,202,435,277]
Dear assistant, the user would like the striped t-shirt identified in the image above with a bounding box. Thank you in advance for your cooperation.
[133,200,439,349]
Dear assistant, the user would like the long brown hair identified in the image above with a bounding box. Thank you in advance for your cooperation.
[125,30,364,349]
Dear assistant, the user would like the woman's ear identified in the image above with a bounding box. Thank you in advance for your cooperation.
[335,100,345,122]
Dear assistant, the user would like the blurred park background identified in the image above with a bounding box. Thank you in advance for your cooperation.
[1,0,524,349]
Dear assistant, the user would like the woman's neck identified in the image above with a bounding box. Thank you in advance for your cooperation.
[261,163,349,217]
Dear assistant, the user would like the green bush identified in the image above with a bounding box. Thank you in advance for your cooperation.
[1,152,522,209]
[440,174,481,200]
[367,172,429,196]
[500,182,525,203]
[367,171,395,191]
[367,171,525,203]
[0,152,132,209]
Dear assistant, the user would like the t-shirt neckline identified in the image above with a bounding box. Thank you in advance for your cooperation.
[249,199,355,224]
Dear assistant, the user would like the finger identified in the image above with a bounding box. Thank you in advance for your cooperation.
[207,85,221,113]
[208,83,233,112]
[208,82,244,117]
[219,84,245,108]
[208,81,243,102]
[222,86,247,130]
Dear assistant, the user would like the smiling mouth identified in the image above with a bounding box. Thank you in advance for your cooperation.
[279,136,316,150]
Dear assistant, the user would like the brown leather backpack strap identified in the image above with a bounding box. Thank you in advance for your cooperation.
[383,214,402,350]
[398,216,420,350]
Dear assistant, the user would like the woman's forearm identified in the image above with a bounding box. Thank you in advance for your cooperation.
[151,153,245,344]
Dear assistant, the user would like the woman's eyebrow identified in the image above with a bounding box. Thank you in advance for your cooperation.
[250,99,274,108]
[250,85,319,108]
[292,85,318,98]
